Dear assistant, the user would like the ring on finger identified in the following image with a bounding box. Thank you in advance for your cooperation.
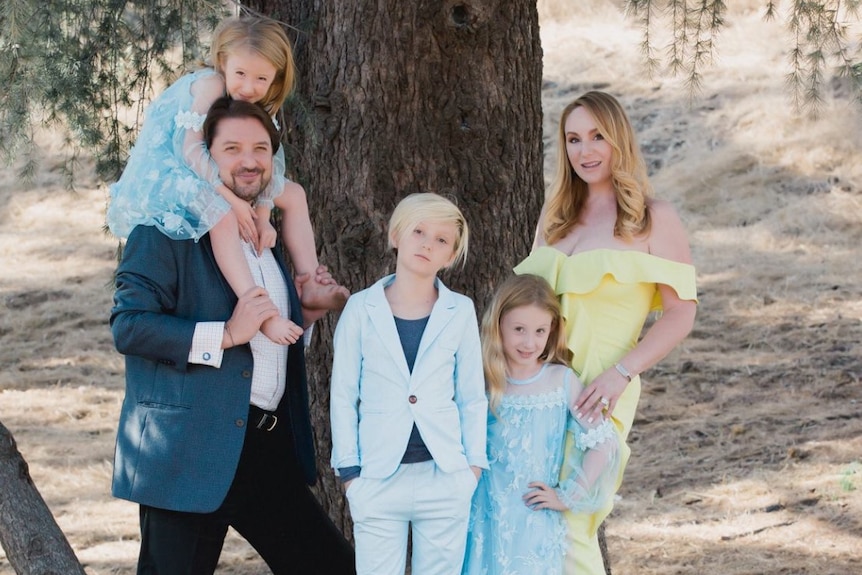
[600,397,610,407]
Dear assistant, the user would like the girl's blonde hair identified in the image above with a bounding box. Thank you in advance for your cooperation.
[210,16,296,116]
[542,91,653,246]
[482,274,572,412]
[388,193,469,269]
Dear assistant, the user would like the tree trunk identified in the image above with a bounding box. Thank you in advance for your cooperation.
[246,0,544,535]
[0,421,86,575]
[599,522,612,574]
[247,2,614,569]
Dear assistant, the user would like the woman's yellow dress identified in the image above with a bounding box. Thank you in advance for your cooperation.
[515,246,697,574]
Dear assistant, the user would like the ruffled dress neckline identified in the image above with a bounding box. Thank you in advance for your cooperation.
[506,363,548,386]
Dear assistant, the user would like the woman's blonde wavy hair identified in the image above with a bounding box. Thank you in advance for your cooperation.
[542,91,653,245]
[209,16,296,117]
[482,274,572,414]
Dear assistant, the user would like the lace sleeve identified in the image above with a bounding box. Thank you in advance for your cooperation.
[171,71,225,191]
[555,417,620,513]
[175,110,206,132]
[177,112,222,189]
[256,141,287,209]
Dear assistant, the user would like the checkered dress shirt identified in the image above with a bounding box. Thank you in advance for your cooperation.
[189,241,292,411]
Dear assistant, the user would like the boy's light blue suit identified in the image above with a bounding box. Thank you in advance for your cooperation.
[330,274,488,478]
[330,274,488,575]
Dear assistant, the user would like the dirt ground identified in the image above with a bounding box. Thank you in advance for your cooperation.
[1,2,860,574]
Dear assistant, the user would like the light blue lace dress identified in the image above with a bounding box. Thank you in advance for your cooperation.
[462,363,619,575]
[106,67,286,240]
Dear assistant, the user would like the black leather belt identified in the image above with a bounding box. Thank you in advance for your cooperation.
[249,404,279,432]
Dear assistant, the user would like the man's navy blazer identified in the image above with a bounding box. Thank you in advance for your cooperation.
[110,225,317,513]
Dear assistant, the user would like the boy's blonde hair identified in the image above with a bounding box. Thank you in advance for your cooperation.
[210,16,296,116]
[482,274,572,413]
[388,193,469,269]
[542,91,653,246]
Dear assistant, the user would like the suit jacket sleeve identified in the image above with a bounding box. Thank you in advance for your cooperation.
[329,294,363,471]
[454,299,489,469]
[110,225,199,370]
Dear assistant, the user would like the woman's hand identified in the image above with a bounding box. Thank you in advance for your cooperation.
[575,367,630,423]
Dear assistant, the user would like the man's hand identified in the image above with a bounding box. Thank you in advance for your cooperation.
[224,286,279,347]
[295,265,350,325]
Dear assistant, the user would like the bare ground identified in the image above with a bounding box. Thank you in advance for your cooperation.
[1,2,860,574]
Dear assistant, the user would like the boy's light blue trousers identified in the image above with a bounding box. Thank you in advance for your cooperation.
[346,460,477,575]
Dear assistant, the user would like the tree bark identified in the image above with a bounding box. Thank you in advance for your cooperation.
[246,0,544,535]
[599,522,612,574]
[246,2,616,570]
[0,421,86,575]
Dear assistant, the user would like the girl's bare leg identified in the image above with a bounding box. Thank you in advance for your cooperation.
[212,211,303,345]
[275,182,349,310]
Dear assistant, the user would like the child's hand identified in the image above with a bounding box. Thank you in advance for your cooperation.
[255,218,277,255]
[523,481,567,512]
[471,466,482,482]
[225,192,259,245]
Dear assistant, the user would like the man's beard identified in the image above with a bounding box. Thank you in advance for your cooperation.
[227,169,270,203]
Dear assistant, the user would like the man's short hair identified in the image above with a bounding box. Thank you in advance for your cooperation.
[203,97,281,153]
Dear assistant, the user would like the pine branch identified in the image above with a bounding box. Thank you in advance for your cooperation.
[623,0,861,114]
[0,0,227,183]
[627,0,662,77]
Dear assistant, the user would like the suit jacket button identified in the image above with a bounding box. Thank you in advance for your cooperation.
[242,370,252,378]
[236,419,245,427]
[408,395,417,404]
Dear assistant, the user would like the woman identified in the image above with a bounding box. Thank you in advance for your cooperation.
[515,91,698,574]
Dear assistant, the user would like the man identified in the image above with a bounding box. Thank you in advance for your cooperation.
[110,97,355,574]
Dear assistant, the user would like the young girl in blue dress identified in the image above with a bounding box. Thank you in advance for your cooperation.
[330,193,488,575]
[106,15,347,345]
[462,274,620,574]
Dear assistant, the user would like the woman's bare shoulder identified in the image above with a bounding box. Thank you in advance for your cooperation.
[647,198,691,263]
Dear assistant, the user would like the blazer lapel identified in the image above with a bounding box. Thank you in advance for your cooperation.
[414,278,457,366]
[365,276,412,380]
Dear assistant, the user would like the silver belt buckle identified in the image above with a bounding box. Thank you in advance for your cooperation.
[256,413,278,432]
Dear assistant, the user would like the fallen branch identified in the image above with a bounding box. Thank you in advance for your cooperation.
[720,521,796,541]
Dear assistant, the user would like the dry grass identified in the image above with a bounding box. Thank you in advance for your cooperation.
[1,2,860,573]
